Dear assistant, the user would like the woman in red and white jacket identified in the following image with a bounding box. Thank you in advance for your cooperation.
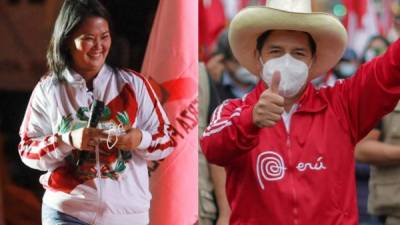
[18,1,175,224]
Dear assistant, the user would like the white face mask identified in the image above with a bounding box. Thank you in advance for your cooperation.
[337,62,356,78]
[234,67,258,85]
[260,54,309,98]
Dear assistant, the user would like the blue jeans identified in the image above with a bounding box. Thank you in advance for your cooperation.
[42,204,90,225]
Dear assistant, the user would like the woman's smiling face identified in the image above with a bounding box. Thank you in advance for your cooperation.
[68,16,111,79]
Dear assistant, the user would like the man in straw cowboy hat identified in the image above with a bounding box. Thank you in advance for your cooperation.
[200,0,400,224]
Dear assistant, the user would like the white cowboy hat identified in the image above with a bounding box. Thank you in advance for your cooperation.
[228,0,348,78]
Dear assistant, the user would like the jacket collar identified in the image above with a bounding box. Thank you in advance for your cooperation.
[296,83,328,113]
[63,64,111,88]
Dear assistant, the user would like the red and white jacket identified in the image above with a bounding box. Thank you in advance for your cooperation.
[201,39,400,225]
[18,65,175,225]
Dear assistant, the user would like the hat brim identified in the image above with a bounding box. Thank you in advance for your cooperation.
[228,6,348,78]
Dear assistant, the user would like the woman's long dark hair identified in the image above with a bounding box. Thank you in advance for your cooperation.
[46,0,112,80]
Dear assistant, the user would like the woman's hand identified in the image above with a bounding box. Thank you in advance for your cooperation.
[114,128,142,150]
[69,127,107,151]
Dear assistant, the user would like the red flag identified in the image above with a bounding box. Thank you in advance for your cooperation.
[344,0,380,55]
[199,0,226,60]
[377,0,394,36]
[343,0,368,29]
[141,0,198,225]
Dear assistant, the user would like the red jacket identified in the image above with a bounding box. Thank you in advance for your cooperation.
[200,39,400,225]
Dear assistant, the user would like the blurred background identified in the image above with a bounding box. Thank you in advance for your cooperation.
[200,0,400,61]
[0,1,158,224]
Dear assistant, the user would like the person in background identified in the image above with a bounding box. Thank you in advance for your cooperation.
[206,53,225,85]
[360,35,391,64]
[388,2,400,43]
[333,48,358,80]
[17,0,174,224]
[208,30,258,100]
[356,102,400,225]
[355,35,399,225]
[199,62,231,225]
[312,48,358,88]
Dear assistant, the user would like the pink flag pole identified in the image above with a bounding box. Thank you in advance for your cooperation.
[141,0,198,225]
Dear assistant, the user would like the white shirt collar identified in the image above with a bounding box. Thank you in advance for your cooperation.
[282,104,298,132]
[63,64,111,89]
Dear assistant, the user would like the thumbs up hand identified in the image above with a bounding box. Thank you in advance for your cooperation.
[252,71,285,128]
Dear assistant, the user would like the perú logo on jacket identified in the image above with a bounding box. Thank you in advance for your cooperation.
[256,151,327,190]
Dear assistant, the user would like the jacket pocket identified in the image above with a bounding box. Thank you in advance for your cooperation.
[369,180,400,217]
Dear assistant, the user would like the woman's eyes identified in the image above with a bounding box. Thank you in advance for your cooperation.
[82,36,95,41]
[81,34,110,41]
[101,34,110,40]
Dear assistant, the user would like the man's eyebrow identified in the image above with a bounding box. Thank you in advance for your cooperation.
[267,45,283,49]
[293,47,307,51]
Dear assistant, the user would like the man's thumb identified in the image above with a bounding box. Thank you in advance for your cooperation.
[270,71,281,94]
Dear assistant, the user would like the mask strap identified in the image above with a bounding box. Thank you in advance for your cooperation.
[106,123,123,150]
[259,57,265,65]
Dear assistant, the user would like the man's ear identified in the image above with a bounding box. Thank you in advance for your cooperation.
[309,56,316,69]
[255,50,263,72]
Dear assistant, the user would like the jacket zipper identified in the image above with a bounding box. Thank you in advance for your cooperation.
[286,124,299,225]
[89,92,101,225]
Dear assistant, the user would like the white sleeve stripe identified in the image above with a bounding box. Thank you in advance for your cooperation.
[203,121,233,137]
[210,101,242,126]
[205,111,241,132]
[136,130,152,150]
[210,101,229,126]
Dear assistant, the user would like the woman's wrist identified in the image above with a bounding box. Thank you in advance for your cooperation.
[130,128,143,150]
[135,129,151,150]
